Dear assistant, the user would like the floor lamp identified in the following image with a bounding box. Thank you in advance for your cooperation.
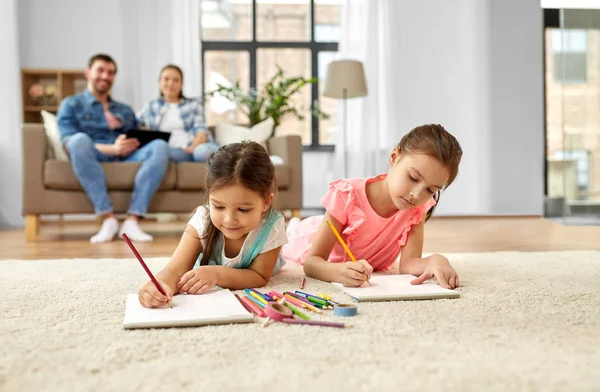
[322,60,368,178]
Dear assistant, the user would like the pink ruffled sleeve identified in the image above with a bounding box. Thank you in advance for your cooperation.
[320,179,353,225]
[320,180,368,240]
[397,196,438,248]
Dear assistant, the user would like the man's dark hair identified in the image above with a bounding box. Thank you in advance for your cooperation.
[88,53,117,74]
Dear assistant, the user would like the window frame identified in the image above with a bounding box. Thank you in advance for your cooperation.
[201,0,339,151]
[551,29,588,84]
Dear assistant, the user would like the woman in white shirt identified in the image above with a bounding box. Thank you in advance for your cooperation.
[136,65,219,162]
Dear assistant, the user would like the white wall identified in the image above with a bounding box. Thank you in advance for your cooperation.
[488,0,544,214]
[304,0,544,215]
[10,0,544,223]
[0,0,23,229]
[18,0,127,99]
[18,0,174,108]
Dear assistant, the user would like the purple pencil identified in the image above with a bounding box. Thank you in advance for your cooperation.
[285,291,323,308]
[281,318,351,328]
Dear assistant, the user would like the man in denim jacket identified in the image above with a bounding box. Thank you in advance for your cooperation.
[57,53,169,243]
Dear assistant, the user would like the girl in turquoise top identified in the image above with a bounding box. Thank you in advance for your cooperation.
[138,141,288,308]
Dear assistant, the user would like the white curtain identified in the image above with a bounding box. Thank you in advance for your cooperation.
[336,0,402,179]
[118,0,202,111]
[171,0,203,99]
[0,0,23,228]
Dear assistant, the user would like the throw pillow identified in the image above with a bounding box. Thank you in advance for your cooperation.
[41,110,69,161]
[214,117,274,151]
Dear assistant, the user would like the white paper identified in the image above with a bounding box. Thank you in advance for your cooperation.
[332,274,460,302]
[123,289,254,329]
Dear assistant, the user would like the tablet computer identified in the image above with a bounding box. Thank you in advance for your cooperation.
[125,129,171,147]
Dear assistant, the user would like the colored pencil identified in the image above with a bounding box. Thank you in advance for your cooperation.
[244,295,265,309]
[268,291,305,308]
[325,219,371,285]
[306,295,328,306]
[318,293,339,306]
[122,233,172,308]
[246,289,269,306]
[235,293,253,314]
[294,291,329,307]
[286,292,324,310]
[250,288,272,302]
[280,318,351,328]
[295,291,332,306]
[267,290,286,300]
[241,296,265,317]
[282,294,310,309]
[282,302,311,320]
[246,294,267,309]
[284,293,322,313]
[300,277,306,289]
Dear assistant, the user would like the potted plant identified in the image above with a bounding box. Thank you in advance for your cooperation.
[206,66,329,137]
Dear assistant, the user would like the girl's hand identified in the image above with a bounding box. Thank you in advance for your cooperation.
[178,266,220,294]
[339,259,373,287]
[182,146,194,154]
[410,254,460,289]
[138,279,174,308]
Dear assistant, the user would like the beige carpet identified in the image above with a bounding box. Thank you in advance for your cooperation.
[1,251,599,392]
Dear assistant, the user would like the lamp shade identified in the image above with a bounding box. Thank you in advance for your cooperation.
[322,60,368,99]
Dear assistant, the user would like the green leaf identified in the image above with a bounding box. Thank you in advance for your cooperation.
[205,65,330,135]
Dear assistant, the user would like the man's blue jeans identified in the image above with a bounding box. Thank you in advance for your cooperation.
[168,142,220,163]
[66,133,170,216]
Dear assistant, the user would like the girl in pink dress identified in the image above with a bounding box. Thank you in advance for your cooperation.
[282,124,463,288]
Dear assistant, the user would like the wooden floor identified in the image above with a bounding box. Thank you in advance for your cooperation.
[0,216,598,260]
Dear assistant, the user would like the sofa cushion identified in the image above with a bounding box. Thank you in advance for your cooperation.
[214,118,274,151]
[41,110,69,161]
[43,161,177,191]
[176,163,207,190]
[176,162,291,190]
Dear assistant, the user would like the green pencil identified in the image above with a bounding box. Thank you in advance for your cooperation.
[284,302,311,320]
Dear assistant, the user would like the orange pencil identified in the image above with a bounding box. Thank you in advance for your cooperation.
[325,219,371,286]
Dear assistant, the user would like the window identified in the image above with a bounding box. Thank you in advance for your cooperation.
[201,0,341,149]
[552,29,587,83]
[553,149,590,196]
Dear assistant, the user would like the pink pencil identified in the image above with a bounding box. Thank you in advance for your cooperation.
[282,294,309,309]
[241,296,265,318]
[281,318,351,328]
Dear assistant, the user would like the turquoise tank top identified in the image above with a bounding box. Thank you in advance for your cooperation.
[194,208,285,274]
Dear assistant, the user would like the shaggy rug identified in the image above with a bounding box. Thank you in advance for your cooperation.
[1,251,599,392]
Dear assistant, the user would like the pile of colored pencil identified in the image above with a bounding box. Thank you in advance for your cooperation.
[234,288,351,329]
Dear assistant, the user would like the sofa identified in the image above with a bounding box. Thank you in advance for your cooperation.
[22,124,303,242]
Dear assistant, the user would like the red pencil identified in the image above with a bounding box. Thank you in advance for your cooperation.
[235,293,253,314]
[122,233,172,308]
[300,276,306,289]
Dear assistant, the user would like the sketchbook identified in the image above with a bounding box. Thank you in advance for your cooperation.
[123,289,254,329]
[331,274,460,302]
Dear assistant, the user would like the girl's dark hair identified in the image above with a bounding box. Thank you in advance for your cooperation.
[396,124,463,222]
[199,141,276,265]
[159,64,186,100]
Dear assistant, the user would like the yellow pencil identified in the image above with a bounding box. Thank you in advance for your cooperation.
[248,290,268,306]
[325,219,371,286]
